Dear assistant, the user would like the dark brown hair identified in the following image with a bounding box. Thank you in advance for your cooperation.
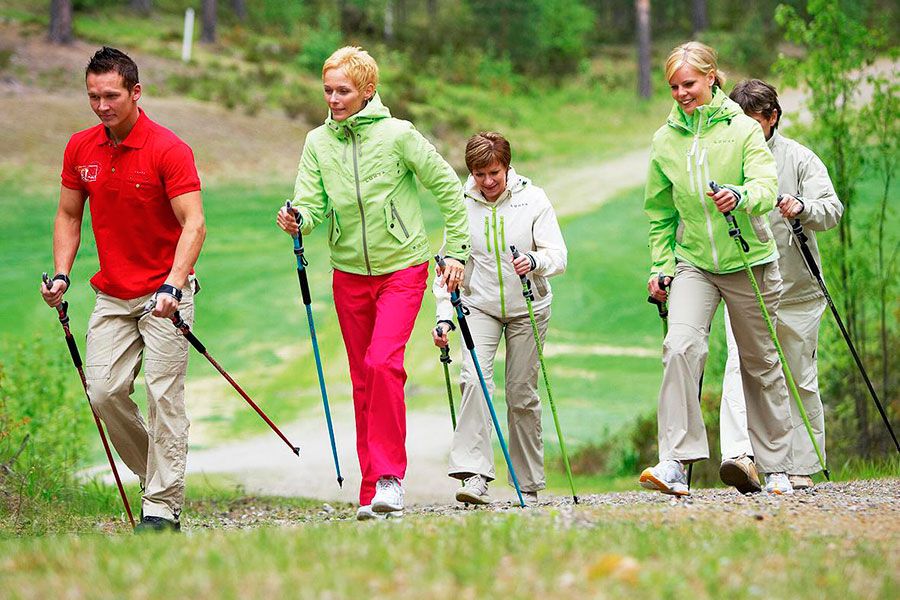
[465,132,512,173]
[86,46,139,91]
[730,79,782,128]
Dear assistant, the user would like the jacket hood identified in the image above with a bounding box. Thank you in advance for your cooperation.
[463,166,530,206]
[666,86,742,134]
[325,92,391,139]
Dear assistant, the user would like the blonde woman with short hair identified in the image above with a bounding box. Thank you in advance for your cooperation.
[276,46,470,519]
[432,132,567,506]
[641,41,795,496]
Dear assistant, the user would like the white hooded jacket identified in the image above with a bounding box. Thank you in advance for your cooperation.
[435,168,567,321]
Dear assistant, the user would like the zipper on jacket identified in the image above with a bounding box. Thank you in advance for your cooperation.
[695,145,720,271]
[491,206,506,319]
[349,129,372,275]
[484,216,491,253]
[391,201,409,238]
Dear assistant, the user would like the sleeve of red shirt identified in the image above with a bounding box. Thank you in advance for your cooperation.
[60,136,86,192]
[160,142,201,200]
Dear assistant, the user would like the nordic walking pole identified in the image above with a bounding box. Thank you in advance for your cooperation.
[435,326,458,430]
[42,273,136,529]
[285,201,343,487]
[787,214,899,454]
[510,246,578,503]
[169,311,301,458]
[435,256,526,508]
[710,181,829,478]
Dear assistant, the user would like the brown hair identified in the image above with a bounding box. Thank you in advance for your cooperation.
[664,41,725,89]
[465,132,512,173]
[730,79,782,128]
[86,46,139,91]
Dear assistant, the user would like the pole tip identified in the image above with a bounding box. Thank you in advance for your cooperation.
[573,496,579,504]
[823,469,831,481]
[337,477,344,488]
[293,446,301,457]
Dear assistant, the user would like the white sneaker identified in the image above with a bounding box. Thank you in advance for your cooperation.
[371,476,404,513]
[456,475,491,505]
[764,472,794,495]
[356,504,403,521]
[639,460,690,496]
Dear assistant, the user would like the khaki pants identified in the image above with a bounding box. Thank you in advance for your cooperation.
[448,305,549,492]
[84,286,194,521]
[658,261,793,473]
[720,298,827,474]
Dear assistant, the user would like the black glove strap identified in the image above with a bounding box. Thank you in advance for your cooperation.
[156,283,183,302]
[437,319,456,332]
[53,273,70,289]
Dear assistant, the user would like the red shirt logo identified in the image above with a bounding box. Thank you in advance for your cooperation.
[77,163,100,182]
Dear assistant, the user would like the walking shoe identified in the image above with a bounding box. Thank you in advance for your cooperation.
[522,491,539,506]
[356,505,404,521]
[788,474,814,490]
[134,515,181,533]
[371,476,404,513]
[455,475,491,505]
[764,472,794,495]
[639,460,690,496]
[719,455,762,494]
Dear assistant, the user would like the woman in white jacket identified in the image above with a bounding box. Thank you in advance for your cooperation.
[433,132,567,506]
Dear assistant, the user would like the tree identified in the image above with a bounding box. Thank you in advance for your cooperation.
[636,0,651,98]
[231,0,246,22]
[131,0,151,15]
[202,0,217,44]
[692,0,707,34]
[48,0,73,45]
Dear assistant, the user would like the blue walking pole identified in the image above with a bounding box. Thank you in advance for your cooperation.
[286,201,343,488]
[436,256,525,508]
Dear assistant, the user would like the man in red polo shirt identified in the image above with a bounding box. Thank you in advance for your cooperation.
[40,47,206,533]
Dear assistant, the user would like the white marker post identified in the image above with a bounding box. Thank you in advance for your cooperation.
[181,8,195,63]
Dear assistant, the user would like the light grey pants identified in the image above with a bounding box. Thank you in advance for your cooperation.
[85,286,194,521]
[448,305,550,492]
[657,261,793,474]
[720,298,827,474]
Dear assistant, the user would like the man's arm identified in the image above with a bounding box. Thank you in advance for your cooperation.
[40,186,87,306]
[152,190,205,317]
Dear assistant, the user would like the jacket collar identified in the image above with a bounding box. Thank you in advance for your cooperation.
[666,87,740,134]
[325,92,391,140]
[767,128,782,151]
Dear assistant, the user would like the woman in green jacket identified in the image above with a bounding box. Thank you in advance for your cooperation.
[640,41,795,496]
[276,47,469,519]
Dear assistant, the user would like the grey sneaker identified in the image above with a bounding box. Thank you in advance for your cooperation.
[764,472,794,495]
[639,460,689,496]
[356,505,403,521]
[788,474,814,490]
[719,454,762,494]
[456,475,491,505]
[522,491,539,506]
[372,476,404,513]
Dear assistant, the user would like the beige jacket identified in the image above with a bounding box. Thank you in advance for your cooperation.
[435,168,567,321]
[768,131,843,304]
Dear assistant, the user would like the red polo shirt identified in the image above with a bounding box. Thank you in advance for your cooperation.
[61,109,201,299]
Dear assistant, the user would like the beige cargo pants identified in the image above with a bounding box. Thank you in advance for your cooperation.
[720,298,827,474]
[658,261,793,474]
[84,285,194,521]
[448,305,550,492]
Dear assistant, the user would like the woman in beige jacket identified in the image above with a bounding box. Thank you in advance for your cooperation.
[433,132,567,506]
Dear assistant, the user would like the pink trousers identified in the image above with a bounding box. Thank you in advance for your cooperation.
[332,262,428,505]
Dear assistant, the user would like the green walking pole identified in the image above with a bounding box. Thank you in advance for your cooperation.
[709,181,829,480]
[510,246,578,503]
[435,326,458,430]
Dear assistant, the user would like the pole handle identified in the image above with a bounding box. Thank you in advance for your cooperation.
[170,311,206,353]
[710,180,749,252]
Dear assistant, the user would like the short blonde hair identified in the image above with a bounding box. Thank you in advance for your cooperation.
[465,132,512,173]
[322,46,379,90]
[664,41,726,89]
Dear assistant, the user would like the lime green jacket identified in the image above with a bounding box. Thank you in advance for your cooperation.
[644,88,779,275]
[292,94,470,275]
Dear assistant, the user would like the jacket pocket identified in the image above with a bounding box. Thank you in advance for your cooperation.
[675,219,685,244]
[384,200,410,243]
[123,171,161,203]
[328,208,342,245]
[749,215,772,243]
[533,274,550,298]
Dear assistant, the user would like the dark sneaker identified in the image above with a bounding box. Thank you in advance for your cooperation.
[719,455,762,494]
[135,516,181,533]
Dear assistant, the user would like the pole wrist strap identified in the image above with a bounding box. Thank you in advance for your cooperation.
[53,273,70,289]
[156,283,183,302]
